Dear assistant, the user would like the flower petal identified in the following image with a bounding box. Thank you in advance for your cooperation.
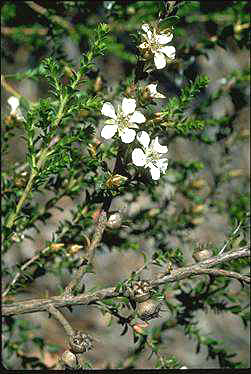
[149,164,160,180]
[7,96,20,112]
[147,84,158,96]
[122,98,136,116]
[139,42,148,49]
[156,33,173,45]
[157,158,168,172]
[152,137,168,153]
[132,148,146,166]
[142,24,152,39]
[101,124,118,139]
[159,45,176,59]
[142,24,150,33]
[147,84,165,98]
[137,131,150,148]
[154,52,166,69]
[130,110,146,124]
[101,102,117,119]
[120,128,136,143]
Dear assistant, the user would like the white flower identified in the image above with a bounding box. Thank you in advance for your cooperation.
[101,98,146,143]
[132,131,168,180]
[146,83,166,98]
[7,96,24,121]
[139,23,176,69]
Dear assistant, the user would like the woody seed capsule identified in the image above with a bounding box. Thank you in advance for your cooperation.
[61,350,77,369]
[193,248,212,262]
[137,299,162,321]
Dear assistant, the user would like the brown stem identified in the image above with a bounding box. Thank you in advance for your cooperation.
[2,246,249,317]
[47,304,74,336]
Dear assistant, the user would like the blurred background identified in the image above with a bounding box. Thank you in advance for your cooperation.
[2,1,250,369]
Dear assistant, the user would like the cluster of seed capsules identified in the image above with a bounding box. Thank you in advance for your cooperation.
[127,280,162,322]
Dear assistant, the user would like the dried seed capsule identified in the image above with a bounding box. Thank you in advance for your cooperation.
[61,350,77,369]
[193,248,212,262]
[129,280,151,303]
[137,299,162,321]
[68,331,93,353]
[106,212,122,229]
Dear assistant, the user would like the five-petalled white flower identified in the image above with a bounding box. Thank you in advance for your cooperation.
[139,23,176,69]
[132,131,168,180]
[101,98,146,143]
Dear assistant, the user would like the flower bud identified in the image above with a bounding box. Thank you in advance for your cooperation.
[133,321,149,334]
[50,243,64,251]
[190,179,206,189]
[105,174,128,188]
[191,204,205,214]
[94,76,102,92]
[14,171,29,188]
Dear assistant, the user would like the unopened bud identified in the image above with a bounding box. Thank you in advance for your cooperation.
[106,174,128,188]
[125,83,136,97]
[50,243,64,251]
[133,321,149,334]
[190,179,206,189]
[228,169,245,177]
[192,204,205,214]
[94,76,102,92]
[14,171,29,188]
[67,244,83,255]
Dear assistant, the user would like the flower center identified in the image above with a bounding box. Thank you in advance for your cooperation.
[148,36,159,53]
[145,147,160,167]
[116,108,130,134]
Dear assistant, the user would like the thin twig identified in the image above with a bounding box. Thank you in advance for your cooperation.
[182,268,250,284]
[1,26,47,36]
[218,220,243,255]
[3,205,88,298]
[1,74,34,105]
[47,304,74,336]
[63,210,107,295]
[151,245,250,286]
[25,1,74,33]
[3,246,50,298]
